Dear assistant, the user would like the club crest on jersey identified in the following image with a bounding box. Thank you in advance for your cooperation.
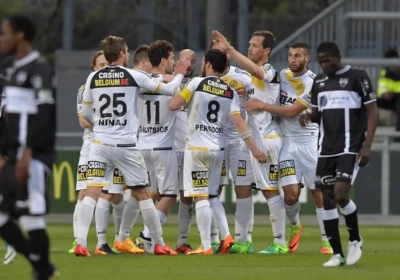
[339,78,348,88]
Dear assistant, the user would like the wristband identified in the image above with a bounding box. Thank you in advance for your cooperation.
[240,131,252,140]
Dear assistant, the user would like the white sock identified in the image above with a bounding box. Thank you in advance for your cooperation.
[316,208,328,241]
[285,201,300,226]
[118,196,140,242]
[139,199,165,246]
[209,198,230,239]
[247,212,254,243]
[143,210,167,239]
[210,218,220,243]
[77,196,97,248]
[73,200,82,241]
[112,200,125,240]
[95,198,110,247]
[267,195,287,245]
[235,197,253,243]
[195,200,212,251]
[177,202,193,247]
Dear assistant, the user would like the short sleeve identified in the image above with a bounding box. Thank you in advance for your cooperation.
[298,76,314,108]
[260,63,277,83]
[356,70,377,104]
[230,90,241,115]
[77,84,85,115]
[82,73,94,104]
[178,77,200,103]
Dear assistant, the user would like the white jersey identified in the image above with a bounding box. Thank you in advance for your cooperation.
[138,74,176,149]
[77,84,94,141]
[221,66,252,140]
[179,76,241,150]
[247,63,281,138]
[82,65,182,145]
[279,69,319,143]
[174,77,191,151]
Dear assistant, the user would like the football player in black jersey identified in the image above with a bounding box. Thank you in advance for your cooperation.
[0,14,58,279]
[304,41,378,267]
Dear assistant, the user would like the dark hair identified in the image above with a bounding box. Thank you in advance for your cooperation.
[133,44,150,66]
[101,36,127,63]
[148,40,174,67]
[316,41,340,57]
[91,50,104,70]
[209,37,231,50]
[204,49,228,74]
[6,14,36,42]
[290,42,310,55]
[384,48,399,58]
[252,30,276,51]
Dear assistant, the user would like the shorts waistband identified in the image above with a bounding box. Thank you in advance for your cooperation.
[93,139,136,148]
[188,146,225,152]
[263,134,282,139]
[141,147,173,151]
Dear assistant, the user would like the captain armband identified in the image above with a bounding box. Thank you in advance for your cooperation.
[240,131,252,140]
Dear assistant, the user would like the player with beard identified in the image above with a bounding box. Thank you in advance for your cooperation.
[243,42,333,254]
[169,49,266,255]
[212,30,287,254]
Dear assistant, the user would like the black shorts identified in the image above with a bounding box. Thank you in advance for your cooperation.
[315,154,358,189]
[0,159,49,216]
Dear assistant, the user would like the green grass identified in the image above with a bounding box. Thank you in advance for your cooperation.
[1,225,400,280]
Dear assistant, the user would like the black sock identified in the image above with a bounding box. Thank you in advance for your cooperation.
[323,218,344,258]
[343,209,361,242]
[0,220,34,264]
[27,229,51,274]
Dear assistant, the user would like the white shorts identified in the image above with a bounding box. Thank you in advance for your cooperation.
[141,149,178,197]
[102,168,126,195]
[87,142,148,188]
[183,148,224,197]
[279,140,318,189]
[235,144,255,186]
[251,137,282,191]
[177,150,184,191]
[76,139,91,191]
[219,140,244,186]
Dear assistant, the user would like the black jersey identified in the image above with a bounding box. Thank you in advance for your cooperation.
[2,51,56,168]
[310,65,376,157]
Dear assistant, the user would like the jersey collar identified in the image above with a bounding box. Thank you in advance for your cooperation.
[14,51,40,69]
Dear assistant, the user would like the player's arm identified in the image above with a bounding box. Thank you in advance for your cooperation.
[82,74,95,125]
[76,85,92,128]
[169,78,197,111]
[309,81,320,123]
[243,98,307,118]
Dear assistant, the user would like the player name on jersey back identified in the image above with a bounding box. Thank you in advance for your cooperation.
[279,69,318,143]
[179,76,241,150]
[138,74,176,149]
[221,66,252,141]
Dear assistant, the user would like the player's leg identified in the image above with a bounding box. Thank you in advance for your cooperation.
[94,191,115,255]
[17,159,58,278]
[231,144,255,254]
[115,146,175,255]
[75,144,110,256]
[279,142,302,253]
[335,154,362,266]
[184,149,213,255]
[298,143,332,254]
[176,150,194,253]
[111,192,125,251]
[316,157,345,267]
[256,137,288,254]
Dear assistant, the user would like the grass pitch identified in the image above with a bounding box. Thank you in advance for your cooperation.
[1,224,399,280]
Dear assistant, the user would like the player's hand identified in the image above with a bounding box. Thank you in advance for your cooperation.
[357,145,371,167]
[299,111,311,127]
[174,59,191,76]
[162,74,175,83]
[211,30,232,52]
[250,147,267,164]
[243,98,265,112]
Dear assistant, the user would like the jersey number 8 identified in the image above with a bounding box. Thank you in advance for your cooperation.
[99,93,127,118]
[207,100,220,123]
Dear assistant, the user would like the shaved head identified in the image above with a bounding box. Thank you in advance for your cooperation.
[179,49,196,77]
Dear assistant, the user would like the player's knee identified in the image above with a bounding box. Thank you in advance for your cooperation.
[234,185,252,198]
[322,188,336,209]
[310,189,323,207]
[111,194,123,204]
[19,216,45,231]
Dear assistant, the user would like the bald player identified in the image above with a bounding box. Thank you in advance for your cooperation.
[175,49,197,254]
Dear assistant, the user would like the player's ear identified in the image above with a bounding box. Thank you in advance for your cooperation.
[306,55,311,63]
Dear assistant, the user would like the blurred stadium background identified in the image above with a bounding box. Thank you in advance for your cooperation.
[1,0,400,224]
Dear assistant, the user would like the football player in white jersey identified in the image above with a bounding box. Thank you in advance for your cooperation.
[209,41,254,254]
[169,49,266,255]
[244,43,333,254]
[131,44,153,73]
[76,35,188,256]
[134,40,179,253]
[174,49,196,254]
[213,30,288,254]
